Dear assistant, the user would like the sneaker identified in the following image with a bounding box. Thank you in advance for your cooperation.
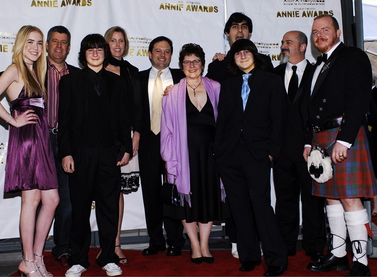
[102,263,122,276]
[65,264,86,277]
[231,243,239,259]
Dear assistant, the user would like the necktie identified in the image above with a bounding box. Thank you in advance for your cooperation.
[151,70,163,134]
[288,65,298,103]
[315,53,327,65]
[241,73,251,110]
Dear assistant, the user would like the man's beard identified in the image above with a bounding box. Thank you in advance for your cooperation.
[280,53,290,64]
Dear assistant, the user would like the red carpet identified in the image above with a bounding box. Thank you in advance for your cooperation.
[11,249,377,276]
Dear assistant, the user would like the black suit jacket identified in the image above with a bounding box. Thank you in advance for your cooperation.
[214,68,287,162]
[307,43,372,145]
[58,67,132,160]
[206,53,274,83]
[274,61,314,161]
[138,68,185,140]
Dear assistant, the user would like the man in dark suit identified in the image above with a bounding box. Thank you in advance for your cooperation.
[304,15,376,276]
[138,36,185,256]
[59,34,131,277]
[206,11,273,259]
[206,12,273,84]
[214,39,288,276]
[273,31,326,262]
[45,25,80,267]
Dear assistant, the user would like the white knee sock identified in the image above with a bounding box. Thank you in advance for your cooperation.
[326,204,347,257]
[345,209,369,266]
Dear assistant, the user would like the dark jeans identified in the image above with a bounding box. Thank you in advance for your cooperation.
[50,131,72,260]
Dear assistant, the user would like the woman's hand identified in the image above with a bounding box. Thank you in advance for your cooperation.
[164,85,173,96]
[12,110,38,128]
[132,131,140,157]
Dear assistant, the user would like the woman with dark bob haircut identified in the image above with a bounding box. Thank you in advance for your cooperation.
[214,39,288,275]
[161,43,224,264]
[178,43,205,71]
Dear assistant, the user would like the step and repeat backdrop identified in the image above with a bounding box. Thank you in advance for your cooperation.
[0,0,341,239]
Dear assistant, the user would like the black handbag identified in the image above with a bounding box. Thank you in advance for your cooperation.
[161,174,180,207]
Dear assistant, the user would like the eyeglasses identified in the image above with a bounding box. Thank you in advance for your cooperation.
[182,59,201,65]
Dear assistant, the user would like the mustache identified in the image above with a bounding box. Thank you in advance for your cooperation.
[315,38,326,43]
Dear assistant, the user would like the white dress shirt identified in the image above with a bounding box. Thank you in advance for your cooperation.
[148,66,174,120]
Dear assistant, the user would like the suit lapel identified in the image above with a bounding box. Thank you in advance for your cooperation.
[293,60,311,104]
[245,72,263,111]
[231,75,244,111]
[311,43,343,99]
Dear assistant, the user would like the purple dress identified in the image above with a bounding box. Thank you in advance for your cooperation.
[4,88,58,192]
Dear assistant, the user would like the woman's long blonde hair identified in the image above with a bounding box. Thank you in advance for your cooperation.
[12,25,46,98]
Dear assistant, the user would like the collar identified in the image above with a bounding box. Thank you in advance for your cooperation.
[108,56,124,66]
[324,41,341,59]
[47,60,68,71]
[287,59,306,72]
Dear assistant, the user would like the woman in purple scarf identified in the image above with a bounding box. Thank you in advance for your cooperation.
[161,43,224,264]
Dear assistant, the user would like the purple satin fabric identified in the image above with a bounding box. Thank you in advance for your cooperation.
[4,89,58,192]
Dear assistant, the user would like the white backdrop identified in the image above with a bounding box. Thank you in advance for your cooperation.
[0,0,342,239]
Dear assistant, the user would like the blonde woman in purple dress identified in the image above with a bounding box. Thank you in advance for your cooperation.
[0,25,59,277]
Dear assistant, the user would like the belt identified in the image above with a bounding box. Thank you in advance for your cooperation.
[49,127,58,135]
[312,117,342,133]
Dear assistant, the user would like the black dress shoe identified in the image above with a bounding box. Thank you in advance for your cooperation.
[166,246,181,256]
[239,261,260,272]
[345,261,371,276]
[306,251,325,263]
[191,257,203,264]
[264,266,287,276]
[142,245,166,255]
[202,256,214,264]
[307,253,349,272]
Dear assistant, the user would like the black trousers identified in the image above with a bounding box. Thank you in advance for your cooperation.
[69,144,120,268]
[139,131,185,249]
[50,131,72,260]
[217,138,287,267]
[273,157,326,254]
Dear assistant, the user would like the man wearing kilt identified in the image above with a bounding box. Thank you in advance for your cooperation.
[303,15,377,276]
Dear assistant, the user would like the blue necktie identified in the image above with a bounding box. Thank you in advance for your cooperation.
[241,73,251,110]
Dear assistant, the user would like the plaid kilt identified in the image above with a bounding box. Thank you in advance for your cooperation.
[312,126,377,199]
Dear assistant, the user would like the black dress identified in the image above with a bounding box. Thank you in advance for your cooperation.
[166,91,223,223]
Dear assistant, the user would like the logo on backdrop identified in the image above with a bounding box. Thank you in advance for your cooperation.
[0,32,16,53]
[30,0,92,7]
[128,37,152,57]
[278,0,333,18]
[159,2,218,13]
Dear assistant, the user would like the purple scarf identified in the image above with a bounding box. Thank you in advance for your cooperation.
[160,77,225,206]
